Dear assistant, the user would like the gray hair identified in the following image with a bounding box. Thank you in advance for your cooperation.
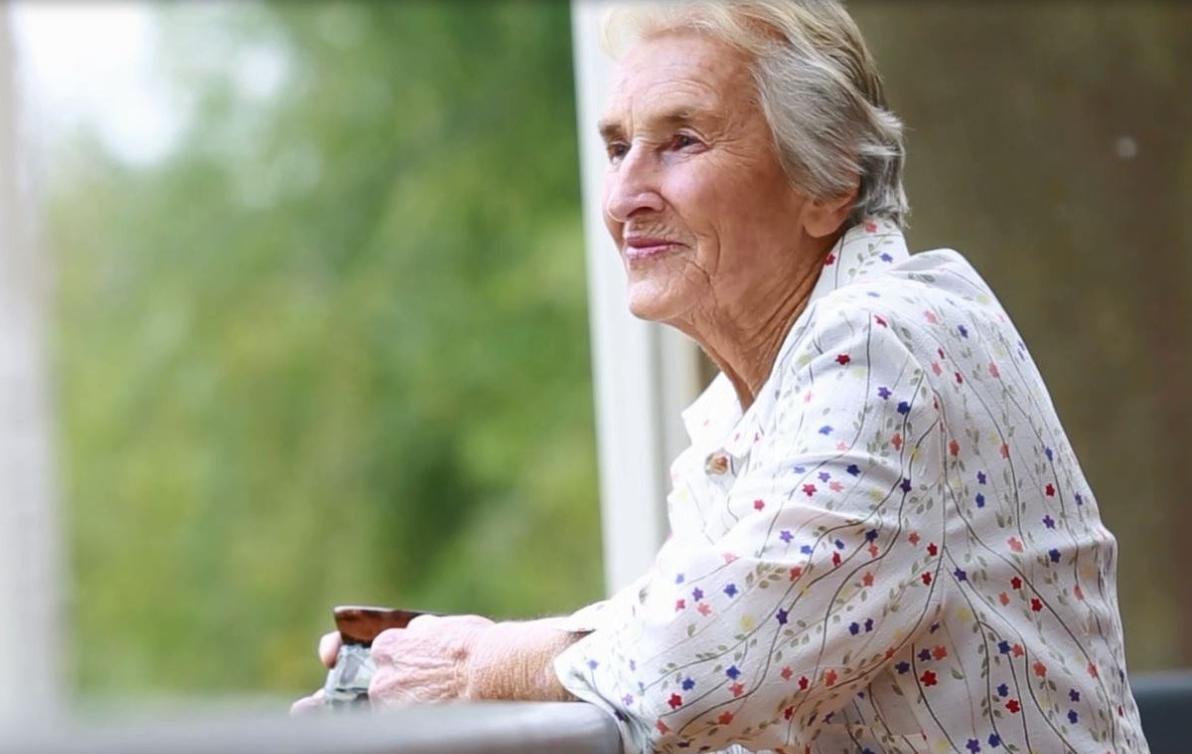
[603,1,909,229]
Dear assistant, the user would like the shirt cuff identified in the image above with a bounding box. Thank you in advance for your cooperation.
[553,623,649,754]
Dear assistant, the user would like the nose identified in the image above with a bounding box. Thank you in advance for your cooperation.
[604,145,664,223]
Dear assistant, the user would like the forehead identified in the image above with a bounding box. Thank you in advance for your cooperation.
[602,32,755,124]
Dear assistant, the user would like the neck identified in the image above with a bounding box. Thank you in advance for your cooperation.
[672,236,836,411]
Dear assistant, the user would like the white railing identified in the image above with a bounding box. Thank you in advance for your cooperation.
[0,702,621,754]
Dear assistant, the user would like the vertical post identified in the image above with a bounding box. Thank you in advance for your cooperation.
[570,1,703,594]
[0,5,63,722]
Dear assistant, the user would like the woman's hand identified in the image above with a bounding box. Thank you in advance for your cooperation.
[368,614,494,708]
[290,614,579,714]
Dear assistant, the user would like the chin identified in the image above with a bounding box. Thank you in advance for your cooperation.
[625,281,684,322]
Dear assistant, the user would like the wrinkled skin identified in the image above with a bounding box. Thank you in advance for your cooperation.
[599,31,853,407]
[290,614,494,713]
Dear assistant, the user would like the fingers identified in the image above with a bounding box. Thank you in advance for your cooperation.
[370,627,403,664]
[318,631,342,669]
[289,689,326,716]
[406,613,439,630]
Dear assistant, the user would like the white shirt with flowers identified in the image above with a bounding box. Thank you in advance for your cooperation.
[553,218,1148,754]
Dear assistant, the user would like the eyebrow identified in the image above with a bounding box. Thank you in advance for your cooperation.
[597,107,709,144]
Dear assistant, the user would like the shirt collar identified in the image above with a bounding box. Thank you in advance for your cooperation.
[680,217,909,449]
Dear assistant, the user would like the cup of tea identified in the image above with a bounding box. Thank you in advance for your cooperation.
[321,605,427,709]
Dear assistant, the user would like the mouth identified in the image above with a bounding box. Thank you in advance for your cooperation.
[623,237,685,262]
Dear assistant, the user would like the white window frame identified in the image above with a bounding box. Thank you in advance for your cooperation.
[0,3,63,722]
[570,0,704,595]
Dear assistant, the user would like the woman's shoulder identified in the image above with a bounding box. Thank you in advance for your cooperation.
[778,247,1018,386]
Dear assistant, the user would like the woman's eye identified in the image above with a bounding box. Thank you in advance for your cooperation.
[672,133,702,150]
[606,142,629,162]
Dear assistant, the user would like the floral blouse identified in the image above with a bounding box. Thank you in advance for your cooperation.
[553,218,1148,754]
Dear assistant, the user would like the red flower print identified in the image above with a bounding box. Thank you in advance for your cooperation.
[921,572,933,585]
[656,720,670,735]
[989,362,1000,378]
[1006,699,1021,714]
[932,645,948,660]
[730,682,744,697]
[675,599,686,611]
[1088,662,1099,678]
[874,315,888,327]
[1008,537,1023,553]
[1011,576,1022,589]
[1033,661,1047,677]
[802,484,817,496]
[864,220,878,233]
[998,592,1010,606]
[925,310,939,324]
[722,552,738,564]
[1000,443,1010,459]
[789,566,802,581]
[932,361,943,376]
[920,670,938,686]
[832,551,842,567]
[668,693,683,709]
[829,480,845,492]
[927,542,939,556]
[862,571,874,587]
[798,676,809,690]
[836,354,851,366]
[783,705,794,720]
[718,711,734,725]
[892,433,903,450]
[824,669,838,686]
[909,532,921,545]
[697,603,712,616]
[955,371,964,384]
[1012,644,1024,657]
[1045,483,1055,496]
[868,543,880,558]
[949,439,960,456]
[753,499,765,511]
[780,666,793,681]
[1074,584,1084,600]
[824,252,836,266]
[1031,597,1043,612]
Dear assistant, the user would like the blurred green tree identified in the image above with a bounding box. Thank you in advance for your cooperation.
[45,0,602,697]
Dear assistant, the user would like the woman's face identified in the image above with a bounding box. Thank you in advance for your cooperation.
[599,32,812,325]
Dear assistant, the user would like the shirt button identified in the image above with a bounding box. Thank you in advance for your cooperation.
[705,450,731,476]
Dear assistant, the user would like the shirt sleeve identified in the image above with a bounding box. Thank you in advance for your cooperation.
[554,304,947,754]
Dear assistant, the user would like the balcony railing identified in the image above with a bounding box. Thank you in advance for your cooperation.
[1,672,1190,753]
[0,701,621,754]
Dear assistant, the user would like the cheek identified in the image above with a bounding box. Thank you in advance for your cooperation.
[660,158,760,250]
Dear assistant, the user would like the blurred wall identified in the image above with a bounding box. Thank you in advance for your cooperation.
[853,2,1192,670]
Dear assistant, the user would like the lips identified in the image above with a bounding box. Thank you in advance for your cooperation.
[623,236,685,261]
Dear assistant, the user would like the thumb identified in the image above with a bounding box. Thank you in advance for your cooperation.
[318,631,342,669]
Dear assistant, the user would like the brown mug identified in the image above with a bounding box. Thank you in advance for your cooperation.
[322,605,431,708]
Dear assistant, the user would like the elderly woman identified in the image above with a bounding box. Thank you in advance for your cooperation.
[294,2,1148,752]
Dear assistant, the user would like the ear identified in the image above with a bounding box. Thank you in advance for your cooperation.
[801,182,859,239]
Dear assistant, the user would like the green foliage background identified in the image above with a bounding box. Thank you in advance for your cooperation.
[46,1,603,697]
